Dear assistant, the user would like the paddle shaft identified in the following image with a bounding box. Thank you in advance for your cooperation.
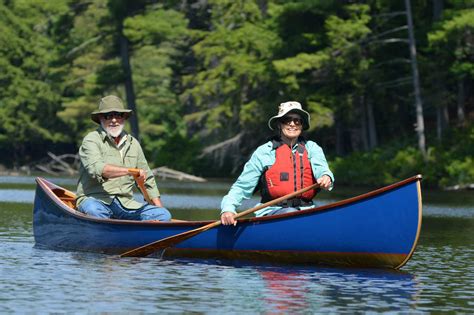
[120,182,320,257]
[128,168,152,204]
[228,182,321,221]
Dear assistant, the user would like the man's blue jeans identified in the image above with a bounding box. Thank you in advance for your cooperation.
[78,197,172,221]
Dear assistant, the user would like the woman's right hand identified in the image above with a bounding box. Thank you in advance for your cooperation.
[221,211,237,226]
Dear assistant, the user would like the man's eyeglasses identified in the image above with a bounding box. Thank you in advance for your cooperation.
[102,112,125,120]
[281,116,303,126]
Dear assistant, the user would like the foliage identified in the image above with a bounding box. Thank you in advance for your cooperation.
[181,0,281,142]
[124,6,191,169]
[443,157,474,187]
[0,1,71,165]
[332,124,474,188]
[0,0,472,188]
[437,124,474,187]
[428,8,474,78]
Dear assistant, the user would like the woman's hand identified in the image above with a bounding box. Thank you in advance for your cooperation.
[317,175,332,190]
[221,211,237,226]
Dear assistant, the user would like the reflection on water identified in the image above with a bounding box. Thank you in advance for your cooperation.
[423,205,474,218]
[0,241,423,314]
[0,177,473,312]
[404,244,474,312]
[253,265,419,313]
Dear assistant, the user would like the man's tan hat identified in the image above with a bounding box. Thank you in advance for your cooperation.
[91,95,132,124]
[268,101,310,130]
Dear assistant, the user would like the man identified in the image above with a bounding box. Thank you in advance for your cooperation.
[76,95,171,221]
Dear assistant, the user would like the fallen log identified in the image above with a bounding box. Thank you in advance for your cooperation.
[34,152,79,176]
[152,166,206,182]
[444,183,474,191]
[33,153,206,182]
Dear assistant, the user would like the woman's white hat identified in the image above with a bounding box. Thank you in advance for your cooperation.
[268,101,310,130]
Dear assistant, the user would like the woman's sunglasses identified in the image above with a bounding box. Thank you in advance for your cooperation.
[280,116,303,126]
[102,112,125,120]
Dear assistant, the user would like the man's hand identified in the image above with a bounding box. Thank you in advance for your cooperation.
[136,168,147,183]
[317,175,332,190]
[221,211,237,226]
[126,168,147,183]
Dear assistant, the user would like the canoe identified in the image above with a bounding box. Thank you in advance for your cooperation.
[33,175,423,269]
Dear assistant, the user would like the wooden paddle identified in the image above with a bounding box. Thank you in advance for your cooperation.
[120,182,320,258]
[128,168,186,223]
[128,168,151,204]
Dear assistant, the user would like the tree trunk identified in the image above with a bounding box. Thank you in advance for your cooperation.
[457,78,466,125]
[367,97,378,149]
[360,95,369,151]
[433,0,448,140]
[119,26,140,140]
[335,116,345,156]
[405,0,427,160]
[257,0,268,17]
[436,105,449,140]
[335,117,345,156]
[433,0,443,20]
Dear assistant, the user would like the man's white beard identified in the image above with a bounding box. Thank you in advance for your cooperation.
[101,121,124,138]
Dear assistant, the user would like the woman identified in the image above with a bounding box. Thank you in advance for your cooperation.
[220,101,334,225]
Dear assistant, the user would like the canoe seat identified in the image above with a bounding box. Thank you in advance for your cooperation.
[52,188,77,210]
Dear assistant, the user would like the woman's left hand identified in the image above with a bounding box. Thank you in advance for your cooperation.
[317,175,332,190]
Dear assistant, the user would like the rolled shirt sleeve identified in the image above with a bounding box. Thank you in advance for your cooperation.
[79,132,107,183]
[306,141,334,190]
[220,145,268,215]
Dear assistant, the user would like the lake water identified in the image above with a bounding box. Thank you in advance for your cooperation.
[1,176,473,313]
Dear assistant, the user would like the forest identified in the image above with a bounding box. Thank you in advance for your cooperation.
[0,0,472,188]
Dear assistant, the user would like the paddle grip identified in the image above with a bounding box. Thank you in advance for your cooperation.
[128,168,141,178]
[128,168,152,204]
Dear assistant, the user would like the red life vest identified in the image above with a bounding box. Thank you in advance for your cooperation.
[260,140,317,203]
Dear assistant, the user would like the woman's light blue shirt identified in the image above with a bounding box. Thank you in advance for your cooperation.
[220,140,334,217]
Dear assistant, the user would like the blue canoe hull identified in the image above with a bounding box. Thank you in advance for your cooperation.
[33,175,422,269]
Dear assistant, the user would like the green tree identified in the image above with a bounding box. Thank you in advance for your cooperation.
[182,0,281,140]
[274,3,372,154]
[428,7,474,126]
[125,5,197,171]
[56,0,115,140]
[0,1,70,167]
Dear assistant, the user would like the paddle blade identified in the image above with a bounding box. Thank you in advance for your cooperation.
[120,222,219,257]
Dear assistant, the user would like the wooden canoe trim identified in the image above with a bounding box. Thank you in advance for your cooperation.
[253,174,423,222]
[52,188,77,209]
[160,247,408,269]
[394,179,423,269]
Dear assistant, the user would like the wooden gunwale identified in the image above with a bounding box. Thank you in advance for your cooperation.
[36,174,422,226]
[394,179,423,269]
